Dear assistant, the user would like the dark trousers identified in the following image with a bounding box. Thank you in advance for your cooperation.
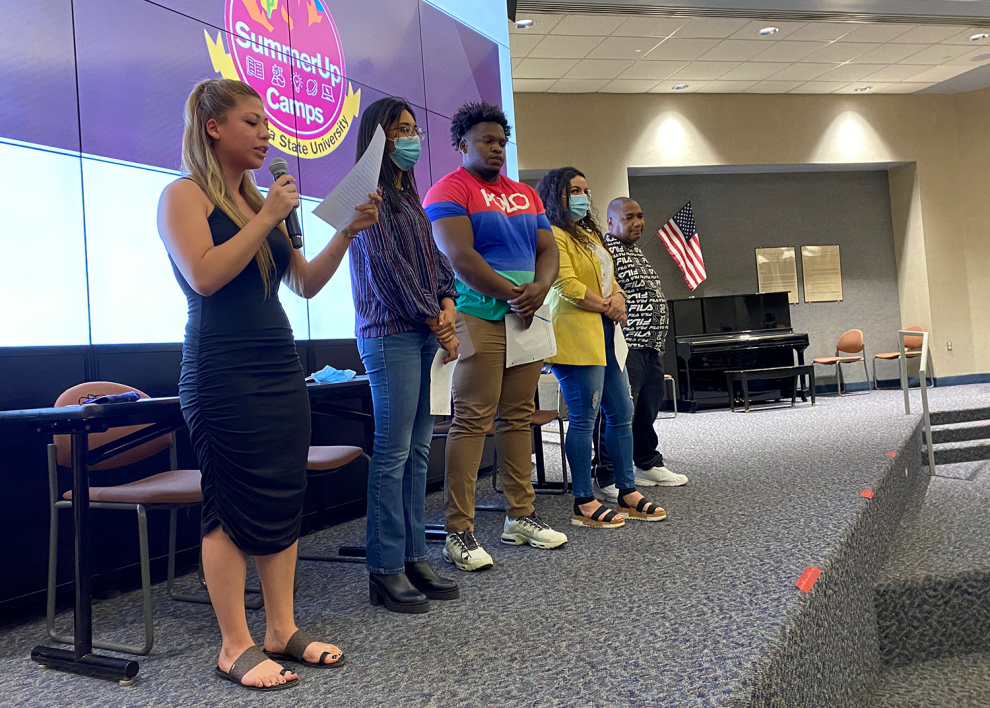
[593,348,666,486]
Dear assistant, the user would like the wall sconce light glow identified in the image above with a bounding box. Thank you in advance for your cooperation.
[837,118,866,154]
[759,27,780,36]
[514,19,534,29]
[657,118,688,158]
[673,84,689,90]
[811,111,891,163]
[971,32,989,41]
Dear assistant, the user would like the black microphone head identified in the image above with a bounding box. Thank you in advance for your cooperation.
[268,157,289,178]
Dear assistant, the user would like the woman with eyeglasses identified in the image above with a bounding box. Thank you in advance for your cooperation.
[536,167,666,528]
[350,97,461,613]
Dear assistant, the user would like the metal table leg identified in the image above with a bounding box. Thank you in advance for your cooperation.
[32,432,139,683]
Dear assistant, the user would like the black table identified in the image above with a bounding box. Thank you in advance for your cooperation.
[307,376,374,451]
[0,377,371,684]
[725,365,816,413]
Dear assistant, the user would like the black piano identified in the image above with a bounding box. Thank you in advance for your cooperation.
[666,292,810,411]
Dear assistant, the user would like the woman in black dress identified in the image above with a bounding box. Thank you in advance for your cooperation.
[157,78,380,691]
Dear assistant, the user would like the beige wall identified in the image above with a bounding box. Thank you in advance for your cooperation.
[514,88,990,378]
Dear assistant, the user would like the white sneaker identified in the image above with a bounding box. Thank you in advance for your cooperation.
[592,477,619,502]
[443,531,494,572]
[501,513,568,549]
[635,465,688,487]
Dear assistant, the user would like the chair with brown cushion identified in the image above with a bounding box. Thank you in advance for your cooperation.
[813,329,872,395]
[47,382,203,655]
[296,445,370,563]
[873,325,935,389]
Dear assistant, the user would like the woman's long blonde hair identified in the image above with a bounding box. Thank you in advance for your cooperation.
[181,78,300,297]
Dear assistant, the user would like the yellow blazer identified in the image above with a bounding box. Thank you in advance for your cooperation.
[546,225,621,366]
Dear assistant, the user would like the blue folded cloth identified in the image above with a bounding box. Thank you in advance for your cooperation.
[80,391,142,405]
[306,365,356,385]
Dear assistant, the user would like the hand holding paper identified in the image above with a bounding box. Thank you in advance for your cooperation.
[505,304,556,368]
[313,124,386,232]
[430,348,456,415]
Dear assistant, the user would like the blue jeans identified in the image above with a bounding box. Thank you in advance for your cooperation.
[552,317,635,499]
[358,330,439,574]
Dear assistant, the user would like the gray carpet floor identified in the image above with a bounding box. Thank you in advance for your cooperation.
[880,459,990,585]
[872,384,990,676]
[0,386,956,707]
[872,652,990,707]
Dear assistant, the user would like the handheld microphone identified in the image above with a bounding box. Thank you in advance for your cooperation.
[267,157,303,249]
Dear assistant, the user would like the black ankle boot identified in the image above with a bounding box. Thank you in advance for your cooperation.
[404,561,460,600]
[368,572,429,614]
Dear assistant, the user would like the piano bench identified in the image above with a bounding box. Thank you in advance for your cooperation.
[725,365,816,413]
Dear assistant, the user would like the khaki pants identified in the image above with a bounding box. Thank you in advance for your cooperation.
[444,312,541,533]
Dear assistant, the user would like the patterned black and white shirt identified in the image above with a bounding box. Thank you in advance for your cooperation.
[604,234,669,352]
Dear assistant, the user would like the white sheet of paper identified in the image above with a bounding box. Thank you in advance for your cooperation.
[614,323,629,371]
[430,348,456,416]
[312,124,385,231]
[505,304,557,368]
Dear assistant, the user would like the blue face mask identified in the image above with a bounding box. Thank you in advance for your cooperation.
[306,365,356,385]
[568,194,590,221]
[389,136,421,171]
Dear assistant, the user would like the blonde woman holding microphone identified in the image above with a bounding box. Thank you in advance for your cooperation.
[158,78,380,691]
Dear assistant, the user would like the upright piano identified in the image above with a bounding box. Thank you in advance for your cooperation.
[666,292,810,412]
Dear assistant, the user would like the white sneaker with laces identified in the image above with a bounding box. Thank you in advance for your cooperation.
[635,465,688,487]
[500,513,568,549]
[592,477,619,502]
[443,531,494,572]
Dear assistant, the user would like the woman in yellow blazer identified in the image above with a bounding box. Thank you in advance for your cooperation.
[536,167,666,528]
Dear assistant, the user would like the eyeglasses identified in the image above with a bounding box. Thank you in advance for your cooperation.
[389,125,426,139]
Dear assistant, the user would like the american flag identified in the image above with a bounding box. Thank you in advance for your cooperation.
[657,202,706,290]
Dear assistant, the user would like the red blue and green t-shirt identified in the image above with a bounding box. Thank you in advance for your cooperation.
[424,167,551,321]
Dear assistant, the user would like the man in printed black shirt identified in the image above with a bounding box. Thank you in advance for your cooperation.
[592,198,687,499]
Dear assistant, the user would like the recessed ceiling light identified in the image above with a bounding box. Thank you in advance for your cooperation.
[759,27,780,36]
[971,32,989,41]
[673,84,689,90]
[854,86,872,92]
[514,19,534,29]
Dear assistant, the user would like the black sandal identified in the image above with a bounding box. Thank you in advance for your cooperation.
[570,502,625,528]
[215,645,299,691]
[264,629,345,668]
[617,495,667,522]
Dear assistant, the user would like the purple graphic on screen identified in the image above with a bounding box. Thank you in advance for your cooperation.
[221,0,352,157]
[419,2,502,121]
[0,0,80,151]
[0,0,506,197]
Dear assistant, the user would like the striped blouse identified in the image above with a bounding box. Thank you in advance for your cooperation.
[350,185,458,340]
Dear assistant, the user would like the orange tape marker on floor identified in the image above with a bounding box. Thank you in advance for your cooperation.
[796,567,821,593]
[886,451,897,457]
[861,489,874,499]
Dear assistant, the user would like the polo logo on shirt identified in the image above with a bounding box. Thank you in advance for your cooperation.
[481,189,531,214]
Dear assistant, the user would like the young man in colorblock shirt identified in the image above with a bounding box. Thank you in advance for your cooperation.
[424,101,567,571]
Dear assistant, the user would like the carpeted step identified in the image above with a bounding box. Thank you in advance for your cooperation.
[870,651,990,707]
[875,569,990,667]
[931,440,990,465]
[933,460,990,481]
[932,420,990,445]
[930,406,990,427]
[875,471,990,668]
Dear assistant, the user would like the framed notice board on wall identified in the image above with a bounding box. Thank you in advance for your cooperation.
[801,245,843,302]
[755,247,798,304]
